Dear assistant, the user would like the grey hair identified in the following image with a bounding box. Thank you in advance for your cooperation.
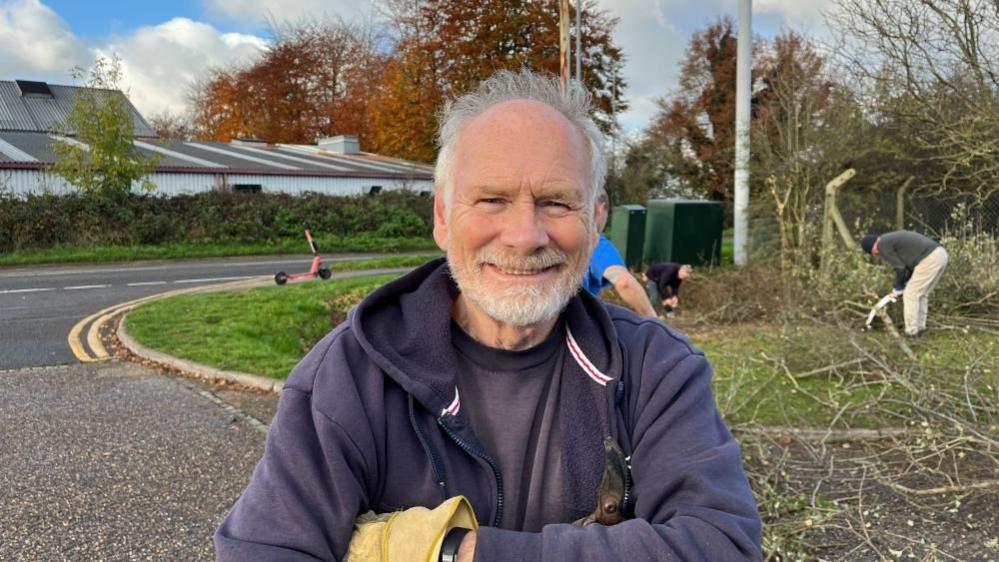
[434,69,607,220]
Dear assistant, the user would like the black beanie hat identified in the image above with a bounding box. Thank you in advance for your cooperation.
[860,234,878,254]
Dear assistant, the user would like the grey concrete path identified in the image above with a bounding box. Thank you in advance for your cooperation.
[0,361,278,561]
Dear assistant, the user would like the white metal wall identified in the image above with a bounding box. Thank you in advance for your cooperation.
[0,169,434,197]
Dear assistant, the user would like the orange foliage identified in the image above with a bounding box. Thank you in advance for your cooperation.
[365,0,626,162]
[190,20,385,145]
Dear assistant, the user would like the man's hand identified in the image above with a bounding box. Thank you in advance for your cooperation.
[457,531,476,562]
[663,296,679,308]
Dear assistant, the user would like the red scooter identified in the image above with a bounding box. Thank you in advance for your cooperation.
[274,222,332,285]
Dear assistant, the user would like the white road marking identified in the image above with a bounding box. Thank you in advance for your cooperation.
[64,284,110,290]
[0,287,55,294]
[173,276,255,284]
[127,281,168,287]
[0,257,370,278]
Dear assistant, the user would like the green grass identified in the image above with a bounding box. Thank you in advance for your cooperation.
[0,235,437,266]
[328,253,442,272]
[127,274,400,379]
[691,323,998,428]
[720,237,734,266]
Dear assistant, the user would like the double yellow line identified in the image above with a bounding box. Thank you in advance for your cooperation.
[68,278,269,363]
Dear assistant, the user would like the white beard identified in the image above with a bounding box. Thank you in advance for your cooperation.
[447,245,586,327]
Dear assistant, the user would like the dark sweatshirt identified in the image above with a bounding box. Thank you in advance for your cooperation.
[877,231,940,290]
[646,262,684,299]
[214,259,762,561]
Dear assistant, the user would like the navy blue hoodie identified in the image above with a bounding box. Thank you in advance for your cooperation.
[215,259,762,561]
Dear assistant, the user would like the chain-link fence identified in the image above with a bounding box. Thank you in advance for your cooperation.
[839,189,999,237]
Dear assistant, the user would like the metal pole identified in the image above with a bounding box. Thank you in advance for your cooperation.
[559,0,570,94]
[575,0,582,82]
[734,0,751,266]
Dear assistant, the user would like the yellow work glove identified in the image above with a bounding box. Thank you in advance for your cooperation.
[344,495,478,562]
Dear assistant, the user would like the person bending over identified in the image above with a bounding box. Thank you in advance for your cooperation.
[861,230,948,337]
[645,262,692,315]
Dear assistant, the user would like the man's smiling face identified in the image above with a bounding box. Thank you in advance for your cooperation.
[434,99,597,327]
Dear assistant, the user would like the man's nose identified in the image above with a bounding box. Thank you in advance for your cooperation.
[499,204,549,252]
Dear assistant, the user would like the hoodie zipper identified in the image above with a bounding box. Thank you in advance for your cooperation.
[614,366,635,518]
[408,395,449,500]
[437,417,505,528]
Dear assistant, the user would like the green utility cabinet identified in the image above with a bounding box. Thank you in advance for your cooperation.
[609,205,646,269]
[643,199,723,266]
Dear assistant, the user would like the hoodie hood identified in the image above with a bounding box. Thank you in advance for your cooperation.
[350,258,623,420]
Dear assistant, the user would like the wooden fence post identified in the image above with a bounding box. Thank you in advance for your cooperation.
[821,168,857,275]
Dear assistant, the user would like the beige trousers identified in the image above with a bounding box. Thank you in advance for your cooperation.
[902,246,949,335]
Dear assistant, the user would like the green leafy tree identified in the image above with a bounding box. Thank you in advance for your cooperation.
[52,55,159,200]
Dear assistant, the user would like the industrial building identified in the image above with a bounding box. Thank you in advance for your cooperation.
[0,79,434,197]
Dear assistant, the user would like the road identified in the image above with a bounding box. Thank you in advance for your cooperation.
[0,253,394,370]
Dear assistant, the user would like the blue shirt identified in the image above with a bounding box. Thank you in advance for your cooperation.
[581,235,625,295]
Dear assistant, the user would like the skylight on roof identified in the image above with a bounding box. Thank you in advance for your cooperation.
[14,80,53,97]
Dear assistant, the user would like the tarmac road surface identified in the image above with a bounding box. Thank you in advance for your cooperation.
[0,361,277,561]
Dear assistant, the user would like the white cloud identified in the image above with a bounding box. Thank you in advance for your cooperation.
[597,0,834,136]
[201,0,373,26]
[754,0,830,30]
[97,17,268,117]
[595,0,690,136]
[0,0,88,78]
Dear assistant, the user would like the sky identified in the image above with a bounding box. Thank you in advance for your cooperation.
[0,0,832,138]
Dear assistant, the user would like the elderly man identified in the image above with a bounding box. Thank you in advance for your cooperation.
[861,230,949,337]
[215,70,761,561]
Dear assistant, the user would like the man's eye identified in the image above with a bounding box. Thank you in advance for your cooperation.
[478,198,505,205]
[543,200,572,210]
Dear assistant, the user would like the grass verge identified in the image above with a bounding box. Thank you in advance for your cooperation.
[127,274,399,379]
[0,235,437,266]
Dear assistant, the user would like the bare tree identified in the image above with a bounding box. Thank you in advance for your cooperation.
[148,111,194,140]
[829,0,999,197]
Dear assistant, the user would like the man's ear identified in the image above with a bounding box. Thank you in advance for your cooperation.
[593,199,609,247]
[433,188,448,251]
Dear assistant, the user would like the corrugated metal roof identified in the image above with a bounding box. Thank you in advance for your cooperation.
[0,81,37,130]
[0,131,61,161]
[277,145,431,176]
[0,134,38,161]
[0,81,155,136]
[0,131,434,181]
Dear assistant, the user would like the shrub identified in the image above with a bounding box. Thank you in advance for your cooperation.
[0,190,434,252]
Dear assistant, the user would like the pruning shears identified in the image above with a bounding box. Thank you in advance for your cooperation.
[863,291,900,331]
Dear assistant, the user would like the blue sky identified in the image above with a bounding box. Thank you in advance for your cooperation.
[40,0,205,38]
[0,0,830,136]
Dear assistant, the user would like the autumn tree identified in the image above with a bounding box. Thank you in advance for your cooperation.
[190,18,386,144]
[641,17,753,204]
[366,0,627,161]
[53,55,160,200]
